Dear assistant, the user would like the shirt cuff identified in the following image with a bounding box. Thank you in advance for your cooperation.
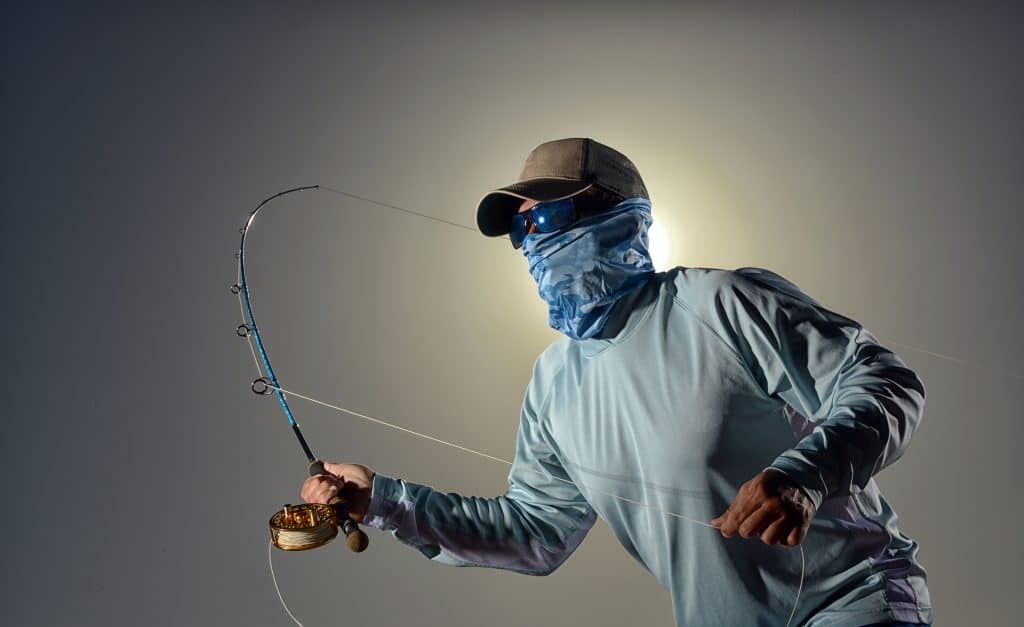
[361,472,404,530]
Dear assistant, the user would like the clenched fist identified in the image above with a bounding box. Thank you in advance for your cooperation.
[710,468,816,547]
[301,462,376,523]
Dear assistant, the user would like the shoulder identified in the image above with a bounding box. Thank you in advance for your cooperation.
[731,266,824,307]
[661,265,832,337]
[664,265,817,309]
[662,265,752,307]
[520,337,572,417]
[530,336,572,387]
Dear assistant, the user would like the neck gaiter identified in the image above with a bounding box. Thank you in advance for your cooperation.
[521,197,656,340]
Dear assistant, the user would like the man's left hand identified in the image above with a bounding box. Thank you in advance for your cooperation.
[710,469,816,547]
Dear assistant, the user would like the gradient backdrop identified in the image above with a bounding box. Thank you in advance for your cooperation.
[3,2,1022,625]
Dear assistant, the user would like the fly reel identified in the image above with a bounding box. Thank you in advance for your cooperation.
[269,496,370,552]
[270,503,339,551]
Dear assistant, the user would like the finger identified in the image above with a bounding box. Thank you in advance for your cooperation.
[323,462,346,477]
[302,476,339,504]
[760,516,788,545]
[714,503,737,536]
[710,497,737,529]
[303,475,330,491]
[300,476,321,502]
[312,483,339,504]
[716,479,757,528]
[710,499,739,526]
[722,490,766,537]
[786,521,810,547]
[737,506,776,539]
[718,502,747,537]
[786,526,801,547]
[325,482,340,501]
[727,492,762,529]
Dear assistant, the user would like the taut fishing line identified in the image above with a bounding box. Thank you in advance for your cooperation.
[234,184,1004,627]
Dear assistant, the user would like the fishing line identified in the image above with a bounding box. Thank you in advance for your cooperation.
[319,185,480,233]
[238,278,807,624]
[260,380,806,627]
[269,541,304,627]
[873,335,1024,381]
[239,184,994,627]
[318,185,1021,382]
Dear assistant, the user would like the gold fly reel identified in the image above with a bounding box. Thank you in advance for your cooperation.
[269,503,339,551]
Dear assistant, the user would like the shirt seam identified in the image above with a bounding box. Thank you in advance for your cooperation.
[670,293,774,398]
[534,351,571,426]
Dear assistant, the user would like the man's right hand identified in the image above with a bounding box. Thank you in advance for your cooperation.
[301,462,375,523]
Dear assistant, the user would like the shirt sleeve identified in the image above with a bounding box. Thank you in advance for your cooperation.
[700,267,927,510]
[360,372,597,575]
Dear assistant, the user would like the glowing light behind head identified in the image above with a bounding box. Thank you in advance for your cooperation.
[648,212,671,270]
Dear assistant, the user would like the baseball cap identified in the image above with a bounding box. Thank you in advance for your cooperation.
[475,137,649,236]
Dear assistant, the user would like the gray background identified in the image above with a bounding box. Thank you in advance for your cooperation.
[3,2,1021,625]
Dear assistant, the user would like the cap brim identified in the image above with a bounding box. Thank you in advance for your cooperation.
[476,179,593,236]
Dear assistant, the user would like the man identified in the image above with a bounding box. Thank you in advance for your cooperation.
[302,138,932,626]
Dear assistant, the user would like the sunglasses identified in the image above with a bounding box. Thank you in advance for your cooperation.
[508,198,579,249]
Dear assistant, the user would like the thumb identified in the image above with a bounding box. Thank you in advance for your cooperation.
[321,461,346,479]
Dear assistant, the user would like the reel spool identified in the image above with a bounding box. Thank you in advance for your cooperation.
[270,503,339,551]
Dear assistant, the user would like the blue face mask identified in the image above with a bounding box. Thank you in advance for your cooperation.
[521,197,656,340]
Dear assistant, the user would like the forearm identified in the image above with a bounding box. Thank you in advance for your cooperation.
[706,269,927,510]
[769,332,926,509]
[362,473,596,575]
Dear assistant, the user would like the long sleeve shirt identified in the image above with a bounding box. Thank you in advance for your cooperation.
[360,266,932,626]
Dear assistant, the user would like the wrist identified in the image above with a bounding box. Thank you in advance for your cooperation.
[763,465,823,511]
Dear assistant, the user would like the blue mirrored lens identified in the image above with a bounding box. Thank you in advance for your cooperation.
[509,213,528,248]
[532,198,575,233]
[508,197,577,248]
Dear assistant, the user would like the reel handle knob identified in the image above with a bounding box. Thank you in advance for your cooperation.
[338,512,370,552]
[308,460,370,553]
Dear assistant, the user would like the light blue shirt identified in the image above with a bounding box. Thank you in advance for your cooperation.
[362,266,932,626]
